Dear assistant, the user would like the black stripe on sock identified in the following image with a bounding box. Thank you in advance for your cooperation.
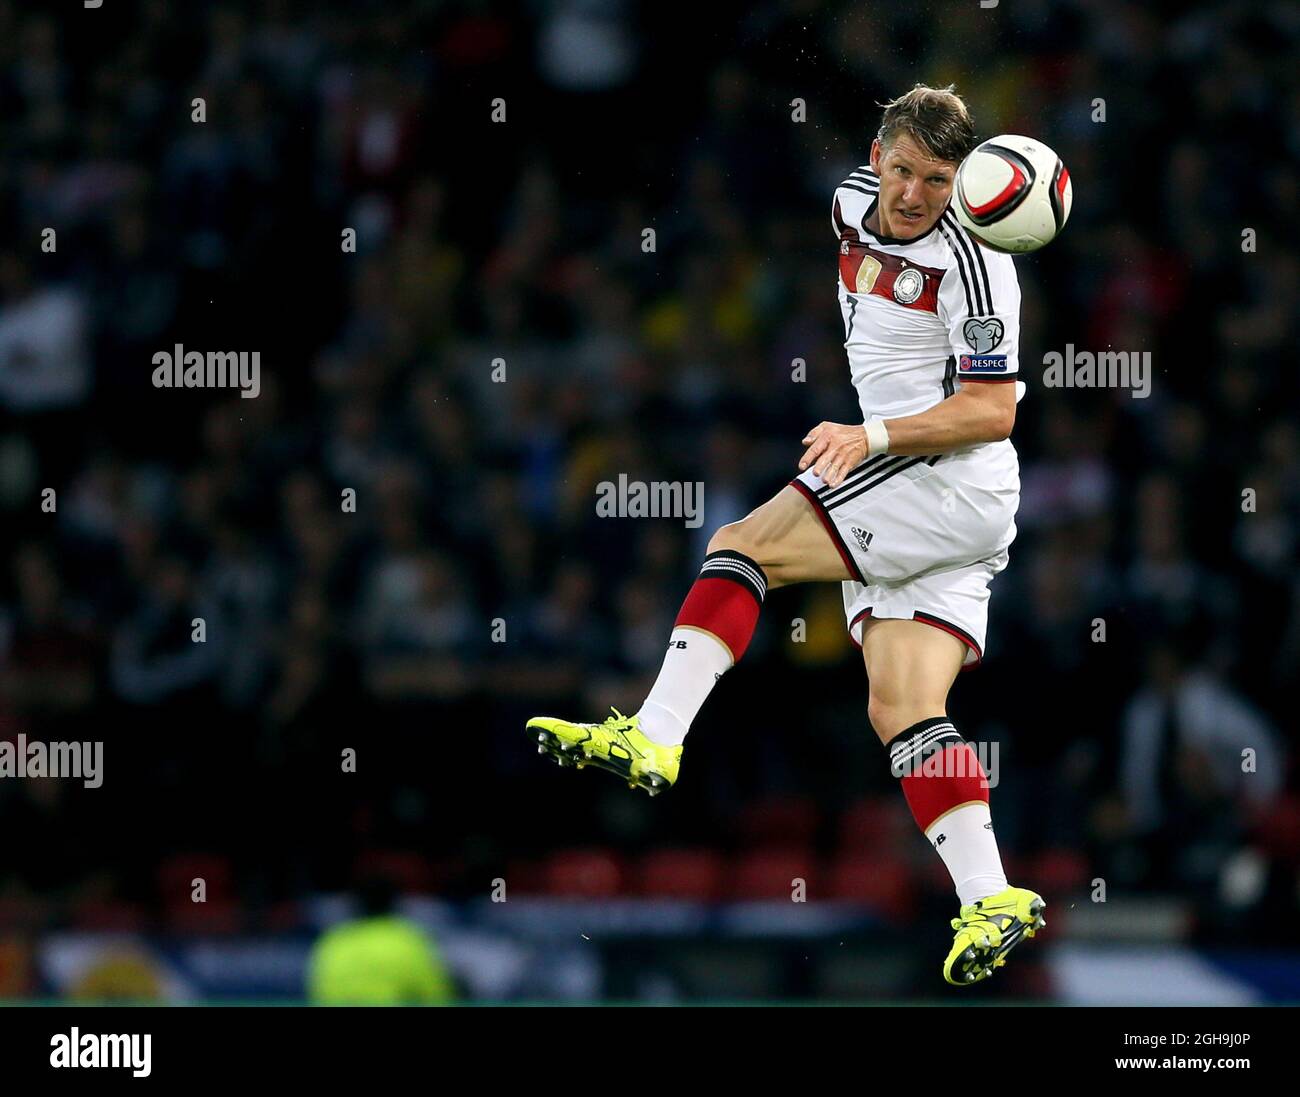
[885,716,965,778]
[700,549,768,604]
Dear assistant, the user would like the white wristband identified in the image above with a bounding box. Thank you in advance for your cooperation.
[863,418,890,456]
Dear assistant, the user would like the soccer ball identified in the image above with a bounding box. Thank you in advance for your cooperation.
[952,135,1072,253]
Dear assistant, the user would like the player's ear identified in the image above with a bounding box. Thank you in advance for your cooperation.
[870,138,882,170]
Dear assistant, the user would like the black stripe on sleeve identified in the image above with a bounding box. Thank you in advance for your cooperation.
[966,226,995,314]
[940,216,988,316]
[937,223,975,319]
[942,354,956,398]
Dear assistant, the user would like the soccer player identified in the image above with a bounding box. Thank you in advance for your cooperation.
[527,85,1045,985]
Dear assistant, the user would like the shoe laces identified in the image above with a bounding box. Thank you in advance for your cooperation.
[952,901,1011,934]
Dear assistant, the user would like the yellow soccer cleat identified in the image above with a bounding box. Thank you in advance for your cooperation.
[943,885,1046,986]
[526,708,681,796]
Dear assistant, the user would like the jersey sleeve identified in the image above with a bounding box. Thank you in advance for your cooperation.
[937,237,1022,385]
[831,168,878,243]
[831,187,860,242]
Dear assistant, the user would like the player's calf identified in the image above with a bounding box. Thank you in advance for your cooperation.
[522,547,765,794]
[879,717,1047,983]
[886,717,1007,905]
[524,487,850,788]
[636,546,768,746]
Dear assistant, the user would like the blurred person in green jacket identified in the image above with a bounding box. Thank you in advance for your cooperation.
[307,875,456,1004]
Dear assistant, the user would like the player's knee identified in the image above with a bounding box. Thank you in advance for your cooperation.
[867,693,936,743]
[706,515,799,587]
[707,519,766,564]
[866,695,897,740]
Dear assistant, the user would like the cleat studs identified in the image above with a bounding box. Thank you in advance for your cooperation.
[538,744,547,753]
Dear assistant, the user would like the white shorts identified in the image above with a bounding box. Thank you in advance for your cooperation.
[791,444,1019,668]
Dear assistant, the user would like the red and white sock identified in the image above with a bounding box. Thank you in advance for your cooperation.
[886,717,1008,906]
[637,550,767,746]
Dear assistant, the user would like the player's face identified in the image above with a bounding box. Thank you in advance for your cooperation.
[870,134,957,240]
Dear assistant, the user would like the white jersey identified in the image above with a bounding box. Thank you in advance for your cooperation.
[831,165,1023,485]
[784,164,1027,664]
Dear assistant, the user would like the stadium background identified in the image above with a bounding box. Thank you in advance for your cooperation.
[1,0,1298,1003]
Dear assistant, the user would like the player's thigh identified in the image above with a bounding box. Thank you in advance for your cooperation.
[707,485,851,587]
[860,618,965,743]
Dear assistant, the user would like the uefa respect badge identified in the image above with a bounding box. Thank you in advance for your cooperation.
[958,354,1009,374]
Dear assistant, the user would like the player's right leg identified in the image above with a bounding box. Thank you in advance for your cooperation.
[857,617,1045,984]
[526,485,850,794]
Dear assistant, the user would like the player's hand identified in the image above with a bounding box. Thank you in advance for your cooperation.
[799,422,868,488]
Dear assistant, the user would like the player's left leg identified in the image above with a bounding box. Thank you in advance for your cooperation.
[860,617,1045,985]
[526,485,849,794]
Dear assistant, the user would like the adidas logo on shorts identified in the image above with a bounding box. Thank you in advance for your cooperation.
[850,526,874,553]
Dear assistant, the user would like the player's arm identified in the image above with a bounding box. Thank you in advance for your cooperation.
[871,382,1016,454]
[799,385,1015,486]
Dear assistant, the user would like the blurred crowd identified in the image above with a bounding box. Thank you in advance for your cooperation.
[1,0,1298,951]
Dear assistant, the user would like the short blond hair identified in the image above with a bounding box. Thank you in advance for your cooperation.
[877,84,977,164]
